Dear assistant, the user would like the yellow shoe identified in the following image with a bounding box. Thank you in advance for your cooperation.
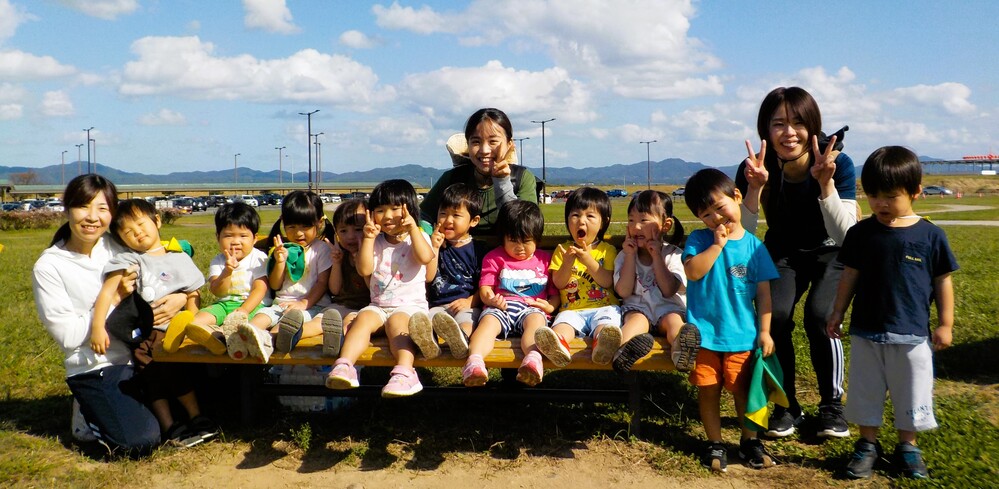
[186,323,227,355]
[162,310,194,353]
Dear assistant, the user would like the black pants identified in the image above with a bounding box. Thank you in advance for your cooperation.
[770,249,846,413]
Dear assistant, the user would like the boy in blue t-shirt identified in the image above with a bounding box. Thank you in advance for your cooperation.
[682,169,779,473]
[409,183,489,360]
[827,146,958,480]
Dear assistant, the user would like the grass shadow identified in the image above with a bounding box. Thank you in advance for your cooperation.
[934,336,999,383]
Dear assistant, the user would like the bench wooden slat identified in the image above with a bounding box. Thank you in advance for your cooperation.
[153,335,675,371]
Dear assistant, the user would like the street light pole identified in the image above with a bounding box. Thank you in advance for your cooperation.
[61,150,68,185]
[234,153,241,186]
[640,139,657,190]
[275,146,286,185]
[75,144,83,176]
[83,127,93,174]
[514,137,530,164]
[91,139,97,174]
[311,132,324,191]
[299,109,319,192]
[530,118,555,181]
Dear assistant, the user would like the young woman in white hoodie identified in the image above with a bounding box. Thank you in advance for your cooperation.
[32,174,187,457]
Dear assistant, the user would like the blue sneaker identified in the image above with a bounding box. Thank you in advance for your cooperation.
[845,438,880,479]
[895,442,928,479]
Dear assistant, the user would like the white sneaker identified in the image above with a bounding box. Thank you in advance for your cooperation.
[239,323,274,363]
[71,399,97,442]
[591,325,622,365]
[432,311,469,359]
[408,312,440,359]
[223,311,250,361]
[535,326,572,367]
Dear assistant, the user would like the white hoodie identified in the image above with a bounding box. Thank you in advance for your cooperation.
[32,236,132,378]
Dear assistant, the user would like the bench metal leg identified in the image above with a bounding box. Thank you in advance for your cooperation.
[239,365,257,424]
[623,372,642,436]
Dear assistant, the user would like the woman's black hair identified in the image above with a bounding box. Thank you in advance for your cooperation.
[464,108,513,141]
[439,183,482,218]
[861,146,922,197]
[214,202,260,236]
[684,168,739,217]
[368,179,420,220]
[331,198,367,228]
[50,174,119,246]
[564,187,612,241]
[110,199,160,248]
[627,189,685,246]
[267,191,332,243]
[496,200,544,243]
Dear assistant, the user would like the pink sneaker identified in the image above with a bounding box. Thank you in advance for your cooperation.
[535,326,572,367]
[516,351,544,386]
[325,361,359,389]
[462,355,488,387]
[381,366,423,398]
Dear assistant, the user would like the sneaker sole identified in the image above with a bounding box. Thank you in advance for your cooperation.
[408,313,441,359]
[673,323,700,372]
[612,334,654,374]
[274,310,304,354]
[591,326,622,365]
[463,372,488,387]
[818,428,851,438]
[535,328,572,367]
[325,372,359,390]
[433,313,469,359]
[516,365,542,386]
[320,310,344,358]
[239,324,272,363]
[162,310,194,353]
[185,323,227,355]
[381,383,424,398]
[708,460,727,473]
[765,426,796,438]
[739,450,776,469]
[222,312,249,361]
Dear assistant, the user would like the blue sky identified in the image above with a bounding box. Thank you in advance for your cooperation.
[2,0,998,179]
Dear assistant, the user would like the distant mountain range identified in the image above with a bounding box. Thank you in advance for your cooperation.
[0,158,726,187]
[0,155,959,187]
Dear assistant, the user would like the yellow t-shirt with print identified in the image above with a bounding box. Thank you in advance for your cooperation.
[549,240,620,311]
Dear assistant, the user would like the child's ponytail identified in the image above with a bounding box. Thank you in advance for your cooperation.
[660,191,685,246]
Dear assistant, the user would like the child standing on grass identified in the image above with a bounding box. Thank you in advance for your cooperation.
[325,180,436,397]
[296,199,371,358]
[89,199,215,446]
[826,146,957,480]
[462,200,560,387]
[409,183,488,360]
[612,190,699,374]
[682,169,779,473]
[228,191,334,363]
[161,202,270,356]
[533,187,621,368]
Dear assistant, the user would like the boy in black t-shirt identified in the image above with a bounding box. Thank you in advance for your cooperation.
[826,146,958,480]
[409,183,488,359]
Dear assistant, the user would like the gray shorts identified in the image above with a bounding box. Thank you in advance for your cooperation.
[253,304,325,328]
[429,306,480,326]
[845,336,937,432]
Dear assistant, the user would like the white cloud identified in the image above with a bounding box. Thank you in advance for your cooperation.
[187,20,201,32]
[398,60,596,125]
[359,116,434,153]
[58,0,138,20]
[243,0,300,34]
[41,90,74,116]
[890,82,976,115]
[0,103,21,119]
[339,30,379,49]
[0,0,36,44]
[139,108,187,126]
[372,2,457,35]
[119,36,393,110]
[0,49,76,81]
[375,0,723,101]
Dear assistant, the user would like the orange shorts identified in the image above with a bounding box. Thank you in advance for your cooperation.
[689,349,751,392]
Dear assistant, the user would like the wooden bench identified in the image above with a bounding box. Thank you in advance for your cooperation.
[154,334,676,434]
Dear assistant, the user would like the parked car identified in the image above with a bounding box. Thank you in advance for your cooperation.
[671,187,686,198]
[2,203,21,212]
[172,198,195,213]
[45,202,65,212]
[922,185,953,196]
[191,197,208,212]
[607,189,628,197]
[236,195,258,207]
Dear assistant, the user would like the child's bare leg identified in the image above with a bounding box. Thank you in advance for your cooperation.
[898,429,916,445]
[620,311,651,343]
[551,322,576,341]
[858,426,878,443]
[249,312,273,331]
[177,391,201,419]
[698,384,723,442]
[659,312,686,345]
[300,317,322,339]
[468,316,501,358]
[520,313,547,355]
[733,387,753,440]
[459,321,474,338]
[189,311,216,328]
[337,310,383,364]
[385,312,416,368]
[150,399,174,432]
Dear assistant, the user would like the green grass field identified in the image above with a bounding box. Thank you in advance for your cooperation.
[1,196,997,486]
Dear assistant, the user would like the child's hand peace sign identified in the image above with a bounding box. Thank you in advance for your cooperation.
[330,241,344,263]
[223,248,239,271]
[743,139,769,188]
[430,219,446,249]
[363,210,380,239]
[810,134,838,186]
[273,236,288,263]
[400,204,418,234]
